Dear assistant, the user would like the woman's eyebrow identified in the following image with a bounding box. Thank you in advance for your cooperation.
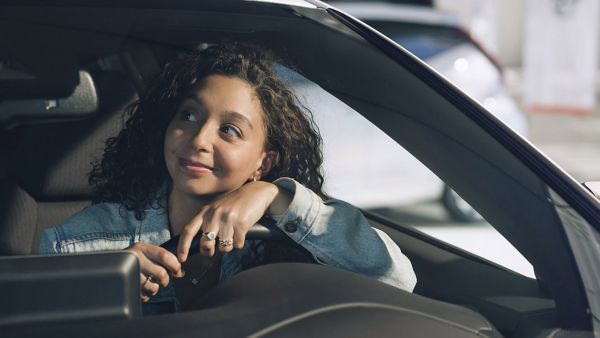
[222,111,254,130]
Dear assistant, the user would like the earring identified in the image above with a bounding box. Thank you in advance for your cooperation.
[252,176,257,182]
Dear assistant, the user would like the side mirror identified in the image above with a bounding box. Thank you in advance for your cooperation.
[582,181,600,199]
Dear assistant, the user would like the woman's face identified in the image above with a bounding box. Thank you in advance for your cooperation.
[164,74,270,198]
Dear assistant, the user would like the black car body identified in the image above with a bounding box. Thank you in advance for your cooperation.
[1,1,599,337]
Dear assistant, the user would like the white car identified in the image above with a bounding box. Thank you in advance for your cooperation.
[299,2,528,222]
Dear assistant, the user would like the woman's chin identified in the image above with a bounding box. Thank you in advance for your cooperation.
[170,175,244,199]
[174,181,226,199]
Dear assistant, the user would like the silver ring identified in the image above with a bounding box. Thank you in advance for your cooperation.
[219,239,233,246]
[143,275,154,287]
[202,231,217,240]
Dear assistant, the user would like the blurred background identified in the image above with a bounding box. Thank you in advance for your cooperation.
[334,0,600,182]
[313,0,600,279]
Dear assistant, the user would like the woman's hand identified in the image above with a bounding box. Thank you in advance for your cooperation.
[126,242,185,302]
[177,181,292,262]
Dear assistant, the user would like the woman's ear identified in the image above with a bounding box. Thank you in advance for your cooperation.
[254,150,278,180]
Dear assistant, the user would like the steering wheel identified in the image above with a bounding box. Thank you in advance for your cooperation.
[159,217,288,255]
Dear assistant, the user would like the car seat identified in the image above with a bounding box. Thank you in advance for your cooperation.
[0,71,138,255]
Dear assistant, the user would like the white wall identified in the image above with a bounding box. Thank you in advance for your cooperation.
[496,0,524,68]
[494,0,600,70]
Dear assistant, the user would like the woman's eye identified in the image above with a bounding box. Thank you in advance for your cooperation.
[220,125,241,138]
[180,111,198,122]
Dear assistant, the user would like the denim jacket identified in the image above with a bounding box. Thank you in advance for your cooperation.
[39,178,417,313]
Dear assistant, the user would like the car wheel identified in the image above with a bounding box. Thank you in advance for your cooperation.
[442,185,484,223]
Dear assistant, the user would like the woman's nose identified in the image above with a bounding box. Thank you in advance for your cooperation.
[190,123,214,152]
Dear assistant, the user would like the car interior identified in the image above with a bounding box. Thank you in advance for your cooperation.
[0,2,595,337]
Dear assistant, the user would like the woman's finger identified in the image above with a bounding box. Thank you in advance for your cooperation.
[140,273,160,298]
[140,245,184,285]
[232,229,247,250]
[177,209,206,262]
[139,273,150,302]
[202,209,219,257]
[217,223,235,253]
[141,292,150,303]
[200,225,219,257]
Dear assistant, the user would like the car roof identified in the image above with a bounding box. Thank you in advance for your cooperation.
[328,1,461,26]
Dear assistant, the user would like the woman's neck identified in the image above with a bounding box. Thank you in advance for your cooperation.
[167,186,214,237]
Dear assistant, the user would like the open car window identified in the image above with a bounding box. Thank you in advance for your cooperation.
[278,66,534,278]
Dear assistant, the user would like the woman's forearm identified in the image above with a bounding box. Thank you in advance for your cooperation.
[266,184,293,216]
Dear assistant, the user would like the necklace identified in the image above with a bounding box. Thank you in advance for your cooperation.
[174,252,222,310]
[178,252,222,286]
[187,255,219,285]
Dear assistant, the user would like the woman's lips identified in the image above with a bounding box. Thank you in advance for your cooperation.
[178,158,213,174]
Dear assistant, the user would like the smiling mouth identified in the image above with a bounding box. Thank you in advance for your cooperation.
[178,158,213,174]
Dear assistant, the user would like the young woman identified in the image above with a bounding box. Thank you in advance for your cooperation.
[40,43,416,314]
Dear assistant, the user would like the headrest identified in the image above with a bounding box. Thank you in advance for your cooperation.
[11,72,137,200]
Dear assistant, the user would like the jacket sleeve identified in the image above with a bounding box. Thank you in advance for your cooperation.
[271,177,417,292]
[37,203,148,254]
[39,228,62,254]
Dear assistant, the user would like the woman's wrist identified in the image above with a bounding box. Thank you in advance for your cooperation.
[266,183,293,216]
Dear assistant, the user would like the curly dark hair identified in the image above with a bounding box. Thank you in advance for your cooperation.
[89,43,326,222]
